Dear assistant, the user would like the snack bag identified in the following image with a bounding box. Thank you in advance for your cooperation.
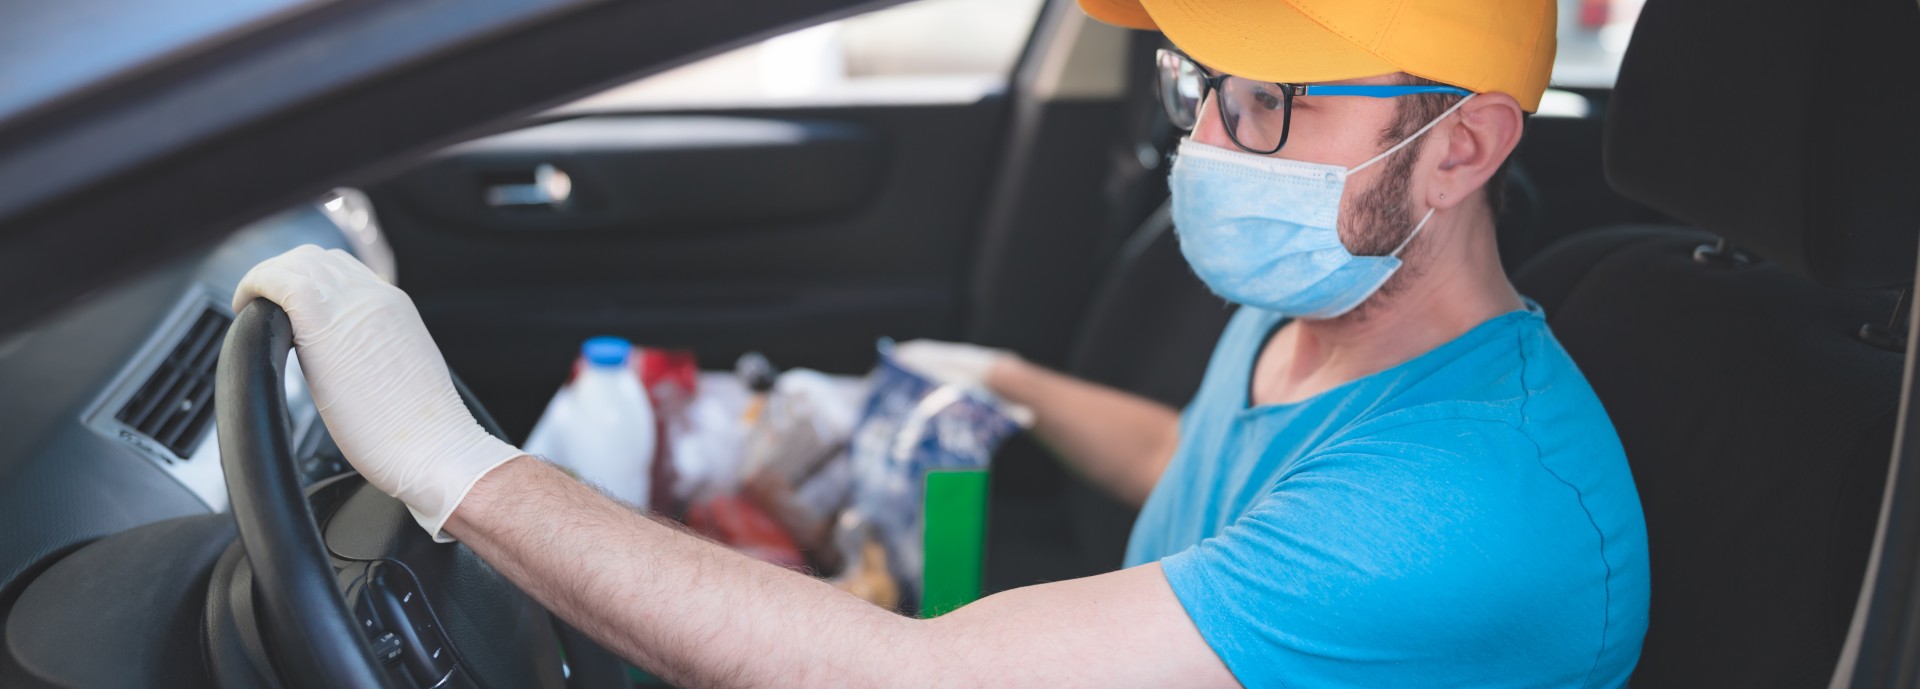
[843,342,1023,602]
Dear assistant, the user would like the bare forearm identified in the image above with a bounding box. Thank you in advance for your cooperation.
[445,457,941,689]
[987,358,1180,506]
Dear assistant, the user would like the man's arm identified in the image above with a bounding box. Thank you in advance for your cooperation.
[230,249,1224,688]
[987,356,1180,507]
[448,457,1237,689]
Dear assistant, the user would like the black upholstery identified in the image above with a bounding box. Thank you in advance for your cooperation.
[1509,0,1920,685]
[1065,202,1234,410]
[1604,0,1920,289]
[1516,229,1902,688]
[1494,162,1545,272]
[1055,202,1238,568]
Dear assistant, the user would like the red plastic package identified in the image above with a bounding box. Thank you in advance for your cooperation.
[639,349,699,516]
[683,495,808,570]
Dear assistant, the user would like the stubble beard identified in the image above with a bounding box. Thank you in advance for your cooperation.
[1329,146,1423,323]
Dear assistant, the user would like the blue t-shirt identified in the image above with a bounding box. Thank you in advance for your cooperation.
[1125,304,1649,689]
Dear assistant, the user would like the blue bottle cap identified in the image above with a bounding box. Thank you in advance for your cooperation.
[581,336,632,367]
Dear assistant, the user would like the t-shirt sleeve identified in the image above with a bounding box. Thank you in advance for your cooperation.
[1158,429,1582,689]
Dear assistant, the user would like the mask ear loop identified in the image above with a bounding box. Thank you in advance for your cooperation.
[1349,93,1477,174]
[1389,207,1437,258]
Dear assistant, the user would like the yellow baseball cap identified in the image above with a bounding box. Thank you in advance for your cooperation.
[1079,0,1557,112]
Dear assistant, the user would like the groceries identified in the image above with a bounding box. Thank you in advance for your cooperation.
[837,345,1024,602]
[667,373,752,508]
[523,337,657,508]
[683,494,807,570]
[741,369,859,486]
[738,368,865,552]
[639,349,700,514]
[528,338,1025,612]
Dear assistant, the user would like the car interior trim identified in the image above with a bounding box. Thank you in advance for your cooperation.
[1030,8,1132,103]
[75,286,321,513]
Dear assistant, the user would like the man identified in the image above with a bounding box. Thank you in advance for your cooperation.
[236,0,1649,686]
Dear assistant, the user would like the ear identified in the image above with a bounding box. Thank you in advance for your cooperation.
[1424,92,1524,211]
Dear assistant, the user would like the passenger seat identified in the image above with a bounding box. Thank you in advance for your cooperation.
[1510,0,1919,685]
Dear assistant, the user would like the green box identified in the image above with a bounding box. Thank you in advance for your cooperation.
[920,469,990,618]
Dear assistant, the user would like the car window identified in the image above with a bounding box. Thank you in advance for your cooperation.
[564,0,1047,110]
[1553,0,1645,88]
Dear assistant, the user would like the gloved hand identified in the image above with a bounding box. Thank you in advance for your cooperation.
[891,339,1011,391]
[233,245,524,542]
[891,339,1035,426]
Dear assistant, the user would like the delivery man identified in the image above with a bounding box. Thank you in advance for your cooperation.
[235,0,1650,686]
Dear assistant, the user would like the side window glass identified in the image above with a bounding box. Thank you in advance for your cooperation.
[1553,0,1645,88]
[1540,0,1644,116]
[567,0,1047,110]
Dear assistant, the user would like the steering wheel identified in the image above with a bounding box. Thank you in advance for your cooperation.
[214,299,566,689]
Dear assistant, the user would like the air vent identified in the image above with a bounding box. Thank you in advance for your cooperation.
[115,308,231,459]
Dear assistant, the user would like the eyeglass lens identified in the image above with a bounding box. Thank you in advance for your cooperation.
[1217,77,1289,153]
[1154,49,1203,130]
[1154,49,1291,154]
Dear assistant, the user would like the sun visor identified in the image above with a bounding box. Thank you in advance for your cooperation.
[1603,0,1920,289]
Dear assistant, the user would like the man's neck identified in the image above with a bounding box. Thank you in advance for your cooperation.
[1251,205,1524,406]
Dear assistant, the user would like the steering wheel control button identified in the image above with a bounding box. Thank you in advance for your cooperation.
[371,632,404,663]
[357,563,459,684]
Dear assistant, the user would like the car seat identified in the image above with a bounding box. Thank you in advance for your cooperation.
[1509,0,1920,685]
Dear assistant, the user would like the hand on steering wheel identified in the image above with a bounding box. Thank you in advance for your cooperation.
[217,284,575,689]
[233,245,523,541]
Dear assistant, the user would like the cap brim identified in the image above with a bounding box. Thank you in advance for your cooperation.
[1078,0,1159,30]
[1088,0,1397,85]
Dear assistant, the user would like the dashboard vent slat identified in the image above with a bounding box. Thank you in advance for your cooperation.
[116,308,232,459]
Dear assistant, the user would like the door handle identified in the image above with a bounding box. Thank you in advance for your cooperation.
[484,164,573,208]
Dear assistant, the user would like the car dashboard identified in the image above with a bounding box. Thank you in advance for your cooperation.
[0,191,391,598]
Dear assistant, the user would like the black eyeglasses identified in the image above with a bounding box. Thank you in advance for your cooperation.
[1154,49,1472,155]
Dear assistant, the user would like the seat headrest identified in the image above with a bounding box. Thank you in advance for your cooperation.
[1604,0,1920,289]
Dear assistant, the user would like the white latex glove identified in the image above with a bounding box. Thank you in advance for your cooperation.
[891,339,1035,426]
[891,339,1008,390]
[233,245,523,542]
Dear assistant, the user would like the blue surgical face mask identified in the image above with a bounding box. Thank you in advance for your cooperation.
[1169,94,1475,319]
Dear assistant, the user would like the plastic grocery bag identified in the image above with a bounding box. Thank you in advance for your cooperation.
[740,369,862,487]
[842,342,1024,602]
[665,372,753,508]
[739,369,865,561]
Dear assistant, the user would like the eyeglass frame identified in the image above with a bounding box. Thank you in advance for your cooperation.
[1155,49,1473,155]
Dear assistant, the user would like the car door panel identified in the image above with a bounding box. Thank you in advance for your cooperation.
[370,100,1009,436]
[389,116,884,235]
